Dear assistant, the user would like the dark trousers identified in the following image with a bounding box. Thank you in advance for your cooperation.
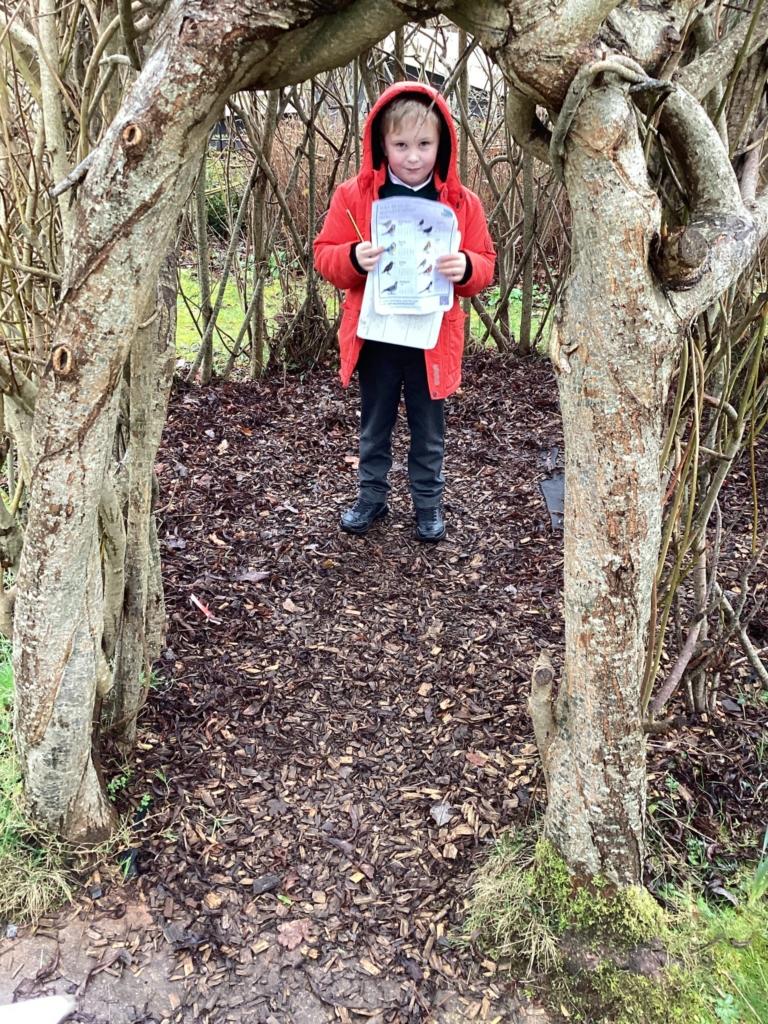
[356,340,445,509]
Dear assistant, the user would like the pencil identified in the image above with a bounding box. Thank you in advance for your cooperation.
[346,209,365,243]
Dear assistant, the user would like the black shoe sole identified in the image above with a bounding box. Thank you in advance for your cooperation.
[340,506,388,535]
[415,526,446,542]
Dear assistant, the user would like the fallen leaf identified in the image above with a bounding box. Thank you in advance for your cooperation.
[282,597,304,614]
[430,802,455,827]
[277,918,312,950]
[466,751,488,767]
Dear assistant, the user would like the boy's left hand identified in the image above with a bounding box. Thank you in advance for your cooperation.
[436,253,467,283]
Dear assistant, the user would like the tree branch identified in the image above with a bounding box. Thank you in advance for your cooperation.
[676,4,768,102]
[655,85,759,315]
[0,6,40,98]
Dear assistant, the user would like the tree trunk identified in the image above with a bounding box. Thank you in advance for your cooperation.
[109,251,177,752]
[13,0,413,842]
[536,79,668,883]
[533,61,764,882]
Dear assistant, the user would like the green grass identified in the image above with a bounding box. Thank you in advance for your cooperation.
[177,269,247,371]
[468,283,551,350]
[177,267,301,374]
[0,638,73,922]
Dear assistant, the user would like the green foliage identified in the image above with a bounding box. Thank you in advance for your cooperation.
[465,831,768,1024]
[206,187,244,237]
[747,827,768,906]
[0,640,73,922]
[106,765,131,802]
[204,153,247,238]
[469,283,551,349]
[550,961,700,1024]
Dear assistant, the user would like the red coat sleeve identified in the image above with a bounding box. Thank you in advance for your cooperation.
[314,181,368,292]
[454,191,496,298]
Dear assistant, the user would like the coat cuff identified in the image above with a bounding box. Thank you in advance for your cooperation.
[458,252,473,286]
[350,243,366,276]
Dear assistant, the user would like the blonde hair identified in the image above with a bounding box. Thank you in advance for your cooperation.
[380,96,441,141]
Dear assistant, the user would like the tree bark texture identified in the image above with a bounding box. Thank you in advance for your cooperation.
[545,80,669,883]
[109,252,177,752]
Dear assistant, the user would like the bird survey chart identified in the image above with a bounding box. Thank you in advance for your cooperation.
[370,197,459,315]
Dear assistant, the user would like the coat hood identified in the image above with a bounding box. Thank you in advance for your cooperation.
[359,81,463,205]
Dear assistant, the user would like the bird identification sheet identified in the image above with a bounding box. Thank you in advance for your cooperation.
[357,278,443,349]
[370,197,459,315]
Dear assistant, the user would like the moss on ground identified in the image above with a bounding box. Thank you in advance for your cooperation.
[465,832,768,1024]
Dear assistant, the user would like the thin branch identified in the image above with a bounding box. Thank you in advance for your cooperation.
[49,151,94,199]
[677,4,768,102]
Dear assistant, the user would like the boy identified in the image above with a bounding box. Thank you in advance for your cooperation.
[314,82,496,541]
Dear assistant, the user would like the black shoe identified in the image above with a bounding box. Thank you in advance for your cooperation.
[415,506,446,542]
[340,499,388,535]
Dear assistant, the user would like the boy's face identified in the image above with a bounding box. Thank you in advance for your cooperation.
[382,116,440,188]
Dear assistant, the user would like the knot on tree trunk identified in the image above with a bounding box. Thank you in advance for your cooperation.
[528,650,556,797]
[51,343,75,376]
[651,226,709,290]
[121,121,150,168]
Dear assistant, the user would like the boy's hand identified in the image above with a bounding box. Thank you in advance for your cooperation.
[436,253,468,283]
[355,242,385,272]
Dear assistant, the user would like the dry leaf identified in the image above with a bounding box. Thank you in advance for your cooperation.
[430,802,454,826]
[237,570,270,583]
[466,751,488,767]
[276,918,312,950]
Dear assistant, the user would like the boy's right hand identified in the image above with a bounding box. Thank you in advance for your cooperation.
[355,242,385,272]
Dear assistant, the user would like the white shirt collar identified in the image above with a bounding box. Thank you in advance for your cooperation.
[387,168,434,191]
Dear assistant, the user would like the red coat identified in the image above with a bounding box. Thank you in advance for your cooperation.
[314,82,496,400]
